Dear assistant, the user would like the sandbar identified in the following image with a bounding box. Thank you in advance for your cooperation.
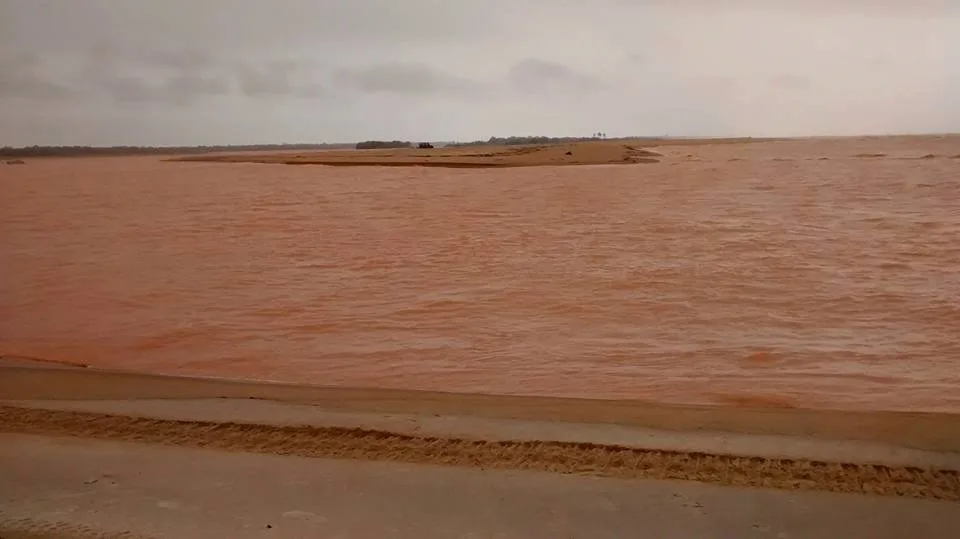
[172,140,669,168]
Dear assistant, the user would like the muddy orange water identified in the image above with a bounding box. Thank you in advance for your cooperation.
[2,137,959,412]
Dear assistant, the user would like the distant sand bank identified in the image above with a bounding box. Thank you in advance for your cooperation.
[167,135,960,168]
[173,140,667,168]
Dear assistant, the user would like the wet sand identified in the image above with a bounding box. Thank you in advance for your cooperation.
[3,359,960,452]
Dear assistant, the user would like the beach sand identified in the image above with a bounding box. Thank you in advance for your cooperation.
[3,433,959,539]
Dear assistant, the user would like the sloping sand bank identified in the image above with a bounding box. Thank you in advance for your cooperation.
[2,363,958,452]
[1,363,958,501]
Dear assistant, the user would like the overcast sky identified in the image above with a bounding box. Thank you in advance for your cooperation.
[1,0,957,146]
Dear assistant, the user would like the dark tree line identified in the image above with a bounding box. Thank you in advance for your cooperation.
[0,143,353,158]
[354,140,414,150]
[2,134,665,159]
[449,135,613,147]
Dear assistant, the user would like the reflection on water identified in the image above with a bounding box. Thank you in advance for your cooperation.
[2,136,959,411]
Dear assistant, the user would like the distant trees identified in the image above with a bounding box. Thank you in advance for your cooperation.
[0,143,353,158]
[488,136,574,145]
[449,135,609,147]
[355,140,412,150]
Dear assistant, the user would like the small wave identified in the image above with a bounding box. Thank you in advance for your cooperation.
[710,393,796,408]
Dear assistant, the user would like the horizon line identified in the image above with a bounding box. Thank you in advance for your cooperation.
[3,132,959,150]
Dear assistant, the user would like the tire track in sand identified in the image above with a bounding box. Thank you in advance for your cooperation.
[1,405,957,501]
[0,514,147,538]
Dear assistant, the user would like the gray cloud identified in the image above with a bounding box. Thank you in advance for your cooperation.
[75,48,232,105]
[770,74,812,90]
[633,0,960,17]
[96,73,232,106]
[63,45,327,104]
[137,49,222,73]
[0,53,77,100]
[332,63,484,98]
[508,58,600,94]
[0,0,509,56]
[235,62,326,99]
[330,59,601,99]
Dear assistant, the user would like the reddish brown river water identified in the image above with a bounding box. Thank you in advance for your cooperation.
[2,137,959,411]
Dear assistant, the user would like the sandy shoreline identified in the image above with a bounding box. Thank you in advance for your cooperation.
[2,361,959,502]
[2,360,960,452]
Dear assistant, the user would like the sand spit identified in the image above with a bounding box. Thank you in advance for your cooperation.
[173,141,666,168]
